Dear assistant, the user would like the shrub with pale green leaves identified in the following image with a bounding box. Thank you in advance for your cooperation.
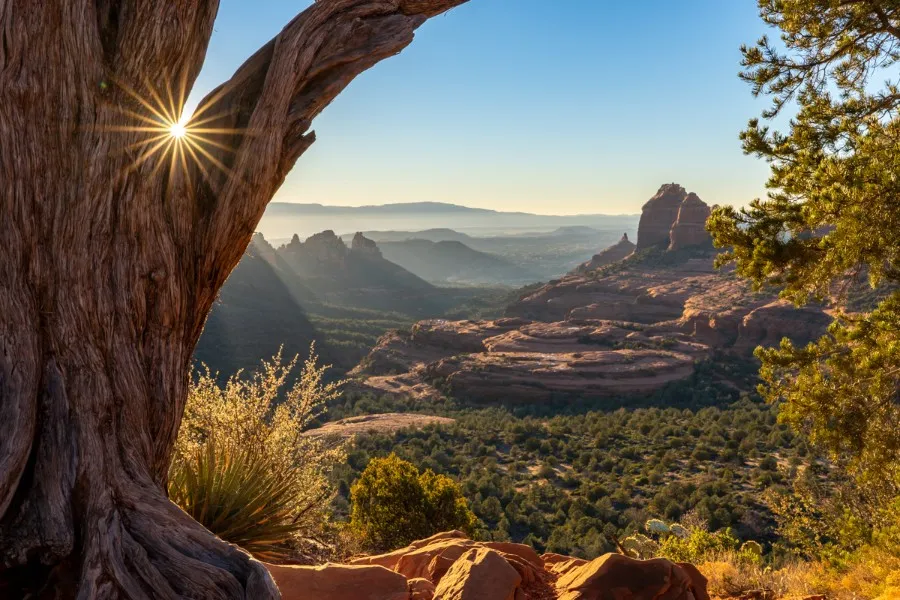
[169,344,345,561]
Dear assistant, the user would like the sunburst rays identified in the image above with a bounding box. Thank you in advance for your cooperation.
[100,73,249,191]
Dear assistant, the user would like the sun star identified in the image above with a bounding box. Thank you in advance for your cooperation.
[170,121,187,139]
[99,76,248,186]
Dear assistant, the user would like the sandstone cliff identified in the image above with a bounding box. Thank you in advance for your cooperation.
[668,192,712,251]
[634,184,712,251]
[635,183,687,250]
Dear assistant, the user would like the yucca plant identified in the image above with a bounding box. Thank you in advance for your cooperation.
[169,438,314,560]
[169,344,345,561]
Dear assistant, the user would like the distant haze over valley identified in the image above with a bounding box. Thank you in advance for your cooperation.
[258,201,639,241]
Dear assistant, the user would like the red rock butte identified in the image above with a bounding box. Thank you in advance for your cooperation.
[634,183,712,252]
[669,193,712,251]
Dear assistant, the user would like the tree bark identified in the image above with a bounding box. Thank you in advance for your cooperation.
[0,0,467,597]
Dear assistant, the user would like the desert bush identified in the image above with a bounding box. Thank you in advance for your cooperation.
[350,454,476,551]
[658,526,741,565]
[169,344,345,561]
[695,499,900,599]
[699,557,814,598]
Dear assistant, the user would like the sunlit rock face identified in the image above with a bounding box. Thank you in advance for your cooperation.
[353,248,832,404]
[635,183,687,250]
[635,184,712,251]
[668,192,712,251]
[268,531,711,600]
[348,183,828,406]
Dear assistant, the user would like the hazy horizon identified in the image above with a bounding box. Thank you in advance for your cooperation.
[266,200,641,217]
[257,201,641,240]
[186,1,778,215]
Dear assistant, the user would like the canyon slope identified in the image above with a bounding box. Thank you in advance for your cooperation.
[352,185,832,403]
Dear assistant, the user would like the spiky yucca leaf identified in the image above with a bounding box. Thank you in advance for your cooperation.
[169,437,308,561]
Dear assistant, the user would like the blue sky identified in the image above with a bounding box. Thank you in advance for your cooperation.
[187,1,776,215]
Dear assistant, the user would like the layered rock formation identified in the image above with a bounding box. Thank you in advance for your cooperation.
[635,184,688,250]
[576,233,636,273]
[267,531,710,600]
[669,193,712,251]
[346,183,828,404]
[634,184,712,251]
[353,316,704,403]
[353,248,831,403]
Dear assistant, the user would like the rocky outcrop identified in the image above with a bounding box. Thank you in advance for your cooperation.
[669,193,712,251]
[736,300,834,351]
[508,254,721,323]
[266,562,409,600]
[634,184,712,251]
[301,413,455,439]
[352,232,383,257]
[353,318,701,403]
[268,532,708,600]
[428,348,696,401]
[636,183,687,250]
[576,233,636,273]
[286,229,348,266]
[354,248,832,403]
[555,553,709,600]
[432,547,521,600]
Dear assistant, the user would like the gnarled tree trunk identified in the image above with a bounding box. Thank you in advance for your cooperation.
[0,1,467,597]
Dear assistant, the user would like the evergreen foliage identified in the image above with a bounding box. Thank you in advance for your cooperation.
[707,0,900,493]
[349,454,476,551]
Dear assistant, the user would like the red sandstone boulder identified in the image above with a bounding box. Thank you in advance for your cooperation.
[542,552,589,577]
[669,192,712,250]
[555,553,707,600]
[270,533,714,600]
[677,562,712,600]
[394,538,478,583]
[431,547,522,600]
[265,562,409,600]
[408,577,436,600]
[485,542,543,570]
[350,530,472,572]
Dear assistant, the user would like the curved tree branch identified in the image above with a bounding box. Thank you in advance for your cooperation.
[184,0,468,300]
[0,1,469,596]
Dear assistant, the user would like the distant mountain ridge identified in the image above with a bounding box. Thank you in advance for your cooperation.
[258,201,639,240]
[376,239,539,285]
[195,233,512,375]
[265,201,625,217]
[339,228,475,244]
